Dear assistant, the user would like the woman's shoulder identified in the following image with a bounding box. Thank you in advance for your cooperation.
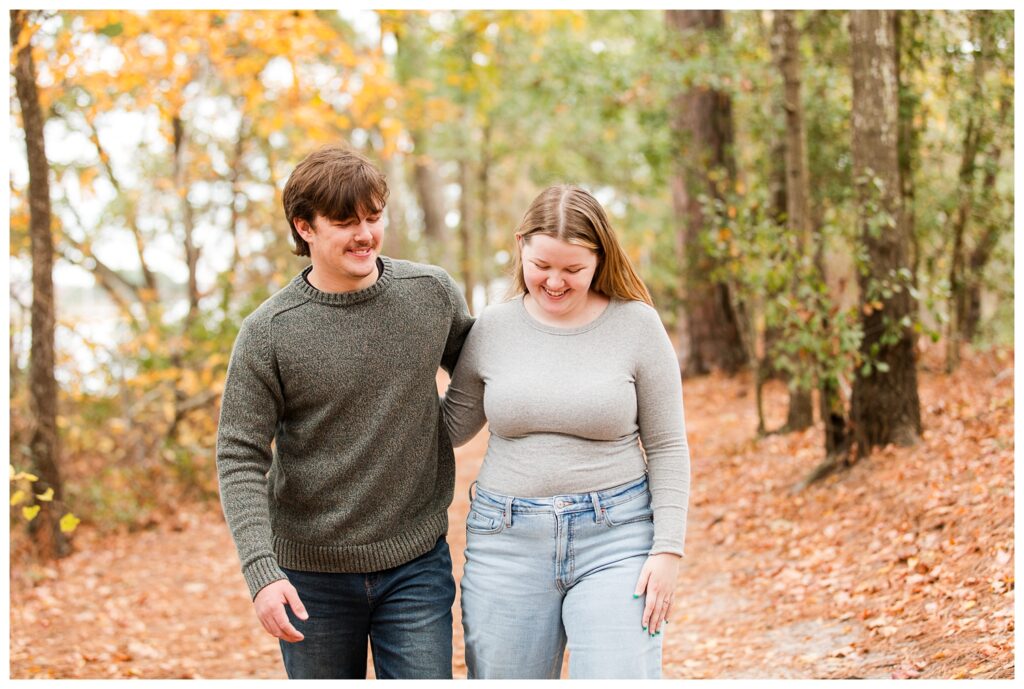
[611,298,664,330]
[466,296,523,340]
[477,296,523,324]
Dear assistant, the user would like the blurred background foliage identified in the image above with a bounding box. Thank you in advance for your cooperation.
[9,10,1014,550]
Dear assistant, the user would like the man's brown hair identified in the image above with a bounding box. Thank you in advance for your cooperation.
[282,145,389,256]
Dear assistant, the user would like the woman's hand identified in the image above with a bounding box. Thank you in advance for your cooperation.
[633,552,681,636]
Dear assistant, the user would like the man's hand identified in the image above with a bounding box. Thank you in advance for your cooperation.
[254,579,308,643]
[633,553,681,636]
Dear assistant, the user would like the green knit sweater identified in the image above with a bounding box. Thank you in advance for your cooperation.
[216,257,474,598]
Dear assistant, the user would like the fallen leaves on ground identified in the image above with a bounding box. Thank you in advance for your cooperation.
[9,344,1013,679]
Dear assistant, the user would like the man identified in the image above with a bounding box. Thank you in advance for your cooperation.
[216,145,473,679]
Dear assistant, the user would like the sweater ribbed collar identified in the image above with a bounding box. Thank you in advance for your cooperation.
[292,256,394,306]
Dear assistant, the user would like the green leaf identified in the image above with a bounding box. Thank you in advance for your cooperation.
[99,22,124,37]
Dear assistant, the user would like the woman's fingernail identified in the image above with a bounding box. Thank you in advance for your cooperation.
[642,625,647,631]
[633,594,639,599]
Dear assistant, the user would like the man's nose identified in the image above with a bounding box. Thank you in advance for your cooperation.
[354,220,373,240]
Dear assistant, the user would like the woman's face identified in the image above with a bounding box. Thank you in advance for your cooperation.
[520,233,599,321]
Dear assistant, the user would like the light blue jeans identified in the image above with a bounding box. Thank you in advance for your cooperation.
[460,474,662,679]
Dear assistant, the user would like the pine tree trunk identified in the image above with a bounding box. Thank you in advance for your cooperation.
[12,9,70,559]
[666,9,746,377]
[849,10,922,456]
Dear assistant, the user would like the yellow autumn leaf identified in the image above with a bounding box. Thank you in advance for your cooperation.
[35,487,54,502]
[11,490,27,506]
[22,505,40,521]
[12,470,39,482]
[60,513,81,534]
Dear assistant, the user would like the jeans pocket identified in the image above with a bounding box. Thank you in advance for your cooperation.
[601,491,654,527]
[466,502,505,535]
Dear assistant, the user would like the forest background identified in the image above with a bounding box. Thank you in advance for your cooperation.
[7,7,1016,679]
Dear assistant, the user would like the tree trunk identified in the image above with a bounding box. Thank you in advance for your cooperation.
[382,153,410,261]
[963,57,1011,341]
[173,115,200,326]
[12,9,70,559]
[458,158,475,314]
[666,9,746,377]
[849,10,922,456]
[412,145,449,251]
[774,9,814,431]
[478,121,492,307]
[895,11,922,294]
[393,19,451,267]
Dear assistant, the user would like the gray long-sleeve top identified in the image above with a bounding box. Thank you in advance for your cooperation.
[443,295,690,555]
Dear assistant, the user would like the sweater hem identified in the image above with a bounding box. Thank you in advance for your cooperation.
[272,511,449,574]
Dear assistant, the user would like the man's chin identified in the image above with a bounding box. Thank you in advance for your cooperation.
[344,255,379,277]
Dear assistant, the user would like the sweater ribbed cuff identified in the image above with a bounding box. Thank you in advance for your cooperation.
[243,555,288,600]
[273,511,449,574]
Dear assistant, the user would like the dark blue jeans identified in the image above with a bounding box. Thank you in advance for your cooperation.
[279,536,455,679]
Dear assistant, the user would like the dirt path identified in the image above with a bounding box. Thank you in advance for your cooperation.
[9,349,1014,679]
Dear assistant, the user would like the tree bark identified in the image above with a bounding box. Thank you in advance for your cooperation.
[774,9,814,431]
[895,11,922,293]
[666,9,746,377]
[849,10,922,456]
[12,9,70,559]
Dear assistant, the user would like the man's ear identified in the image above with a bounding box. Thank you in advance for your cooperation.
[294,217,315,240]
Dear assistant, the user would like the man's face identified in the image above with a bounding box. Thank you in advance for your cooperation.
[296,210,384,292]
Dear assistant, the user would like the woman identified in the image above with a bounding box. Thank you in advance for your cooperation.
[443,185,690,679]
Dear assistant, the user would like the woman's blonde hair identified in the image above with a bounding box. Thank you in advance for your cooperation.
[510,185,653,306]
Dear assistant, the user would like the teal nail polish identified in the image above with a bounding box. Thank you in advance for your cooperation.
[642,625,647,631]
[633,594,639,599]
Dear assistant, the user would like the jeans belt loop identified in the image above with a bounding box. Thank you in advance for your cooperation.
[504,495,514,528]
[468,480,478,503]
[590,491,603,523]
